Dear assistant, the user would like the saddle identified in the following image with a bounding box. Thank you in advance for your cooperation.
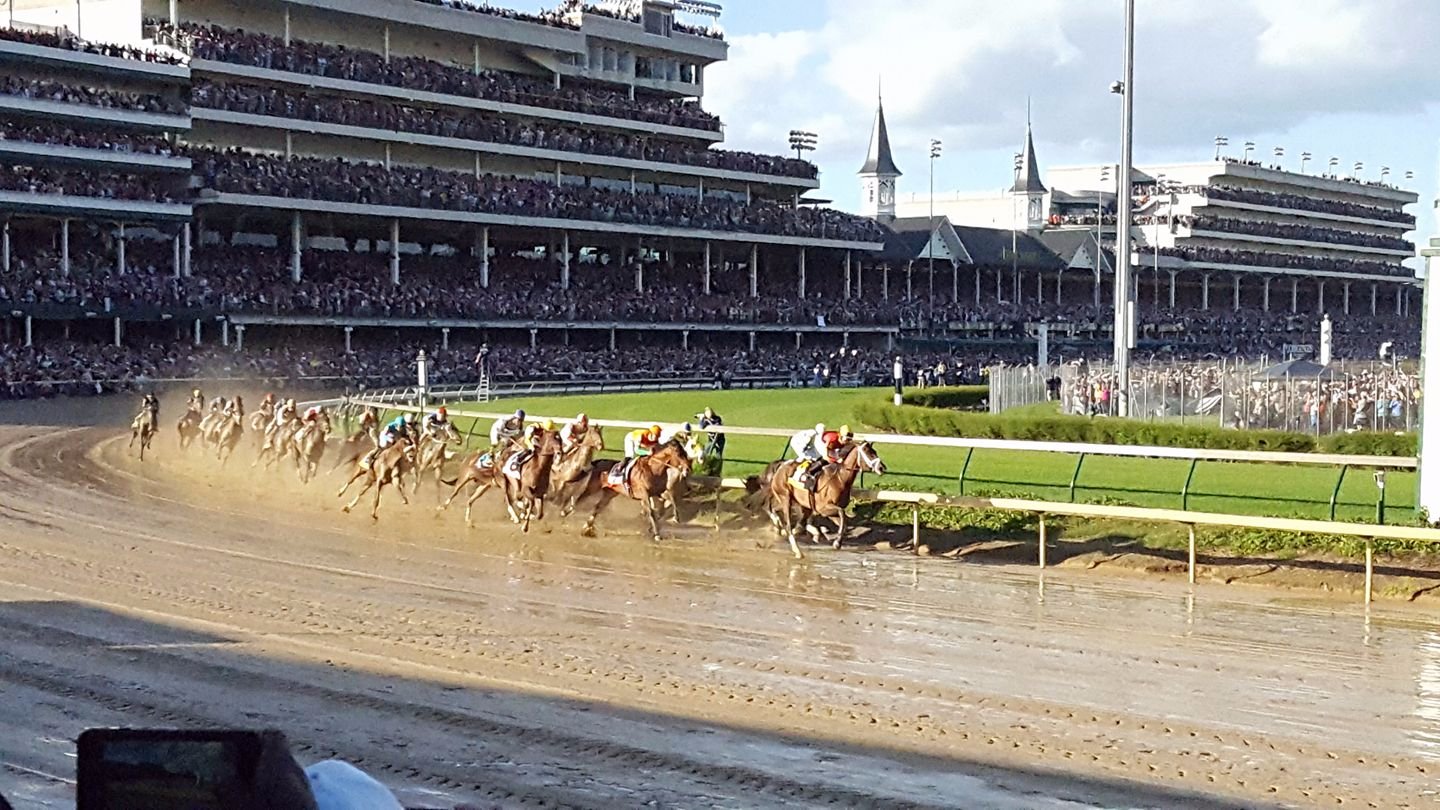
[474,451,494,471]
[789,461,822,493]
[606,459,635,495]
[503,449,532,480]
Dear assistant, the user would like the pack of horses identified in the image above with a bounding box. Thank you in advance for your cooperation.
[129,400,889,558]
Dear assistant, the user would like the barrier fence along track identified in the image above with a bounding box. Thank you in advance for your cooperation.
[312,395,1433,604]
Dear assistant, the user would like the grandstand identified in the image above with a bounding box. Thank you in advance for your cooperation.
[0,1,1424,399]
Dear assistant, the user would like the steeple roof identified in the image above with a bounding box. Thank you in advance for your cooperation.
[1011,120,1046,194]
[859,97,902,177]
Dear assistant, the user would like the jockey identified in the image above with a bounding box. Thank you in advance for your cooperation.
[789,423,831,488]
[695,406,725,455]
[139,393,159,420]
[187,388,204,412]
[208,396,225,413]
[489,409,526,448]
[224,396,245,418]
[558,413,590,452]
[273,398,297,426]
[505,419,551,475]
[422,406,449,439]
[302,404,324,424]
[623,424,663,459]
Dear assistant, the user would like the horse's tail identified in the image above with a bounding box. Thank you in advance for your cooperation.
[439,475,458,486]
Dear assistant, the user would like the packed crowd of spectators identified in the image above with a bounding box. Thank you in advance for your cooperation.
[162,22,722,131]
[1173,214,1414,253]
[1199,184,1414,226]
[410,0,578,28]
[0,24,184,64]
[0,76,186,115]
[0,165,183,202]
[567,0,724,38]
[0,120,182,156]
[195,150,886,242]
[193,80,814,179]
[1158,245,1407,278]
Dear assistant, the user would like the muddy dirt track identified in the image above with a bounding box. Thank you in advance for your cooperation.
[1,421,1439,809]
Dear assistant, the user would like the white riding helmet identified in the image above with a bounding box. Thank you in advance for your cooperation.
[814,423,826,435]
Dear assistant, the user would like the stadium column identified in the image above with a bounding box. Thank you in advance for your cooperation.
[182,223,192,278]
[905,261,912,301]
[282,7,290,44]
[1036,267,1044,305]
[1291,278,1299,313]
[1372,283,1378,316]
[478,226,490,288]
[529,328,537,350]
[168,0,176,24]
[1343,282,1351,315]
[748,331,756,352]
[389,219,401,285]
[442,328,450,351]
[975,266,981,306]
[1,218,8,273]
[344,326,352,354]
[1055,268,1063,305]
[1262,277,1270,312]
[235,324,245,351]
[23,315,31,347]
[1317,281,1326,314]
[609,329,615,351]
[221,320,229,347]
[843,251,852,300]
[1398,286,1404,316]
[60,218,70,277]
[561,231,570,290]
[113,317,122,347]
[1232,274,1240,311]
[193,319,201,346]
[290,212,303,283]
[703,242,712,295]
[682,330,690,351]
[798,248,806,299]
[749,245,758,298]
[1201,274,1209,310]
[116,223,126,275]
[882,264,889,302]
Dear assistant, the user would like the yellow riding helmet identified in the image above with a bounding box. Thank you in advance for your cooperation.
[839,424,852,437]
[542,419,555,430]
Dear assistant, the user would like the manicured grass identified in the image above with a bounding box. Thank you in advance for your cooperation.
[373,387,1416,524]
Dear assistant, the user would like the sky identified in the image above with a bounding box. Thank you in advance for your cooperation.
[502,0,1440,252]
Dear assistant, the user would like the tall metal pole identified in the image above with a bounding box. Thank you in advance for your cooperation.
[1113,0,1137,417]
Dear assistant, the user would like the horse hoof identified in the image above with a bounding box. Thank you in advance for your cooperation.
[832,539,842,550]
[341,506,351,514]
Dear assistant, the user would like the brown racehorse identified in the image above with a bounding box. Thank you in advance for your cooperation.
[436,443,516,527]
[254,414,299,469]
[412,421,463,499]
[176,406,202,451]
[291,412,333,484]
[337,435,416,520]
[129,407,158,461]
[501,430,561,533]
[548,427,606,513]
[213,408,246,466]
[247,402,274,451]
[568,440,692,543]
[766,441,887,559]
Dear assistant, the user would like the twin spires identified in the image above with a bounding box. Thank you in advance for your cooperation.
[858,92,902,177]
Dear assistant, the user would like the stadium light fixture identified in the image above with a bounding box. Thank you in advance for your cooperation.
[1381,166,1391,183]
[1242,141,1255,162]
[1213,136,1228,160]
[1328,156,1340,177]
[1353,161,1364,178]
[1273,146,1284,168]
[1406,170,1415,182]
[928,139,941,325]
[1113,0,1138,417]
[787,130,817,163]
[1300,151,1312,174]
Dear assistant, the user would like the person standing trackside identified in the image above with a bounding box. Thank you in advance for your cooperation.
[474,343,491,380]
[892,356,904,405]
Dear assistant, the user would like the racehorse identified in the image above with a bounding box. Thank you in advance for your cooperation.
[129,407,158,461]
[176,406,203,451]
[436,442,515,527]
[212,408,246,466]
[501,429,561,533]
[247,402,275,451]
[567,440,693,543]
[660,433,707,524]
[254,413,299,469]
[412,421,463,499]
[547,427,606,513]
[337,435,416,520]
[764,441,886,558]
[291,411,333,484]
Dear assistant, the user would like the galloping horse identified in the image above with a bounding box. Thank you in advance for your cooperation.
[337,435,416,520]
[129,405,158,461]
[501,430,562,533]
[247,401,275,451]
[291,411,333,484]
[437,442,515,527]
[547,427,606,513]
[254,412,299,469]
[412,421,463,498]
[175,405,203,451]
[211,403,246,466]
[765,441,887,558]
[568,440,693,543]
[660,433,707,524]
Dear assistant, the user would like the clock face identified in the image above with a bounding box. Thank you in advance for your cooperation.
[879,182,894,205]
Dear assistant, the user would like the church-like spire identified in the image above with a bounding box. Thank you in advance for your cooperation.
[1011,108,1046,194]
[858,91,902,177]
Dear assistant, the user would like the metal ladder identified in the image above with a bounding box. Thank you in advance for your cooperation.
[476,373,492,403]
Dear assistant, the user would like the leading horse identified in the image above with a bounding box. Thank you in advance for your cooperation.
[764,441,887,558]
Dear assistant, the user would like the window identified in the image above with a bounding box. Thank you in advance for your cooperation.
[643,9,672,36]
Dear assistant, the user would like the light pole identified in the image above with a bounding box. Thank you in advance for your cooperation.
[1353,161,1364,180]
[1111,0,1137,417]
[1273,146,1284,169]
[1328,156,1339,178]
[929,139,941,326]
[1213,136,1228,161]
[1097,164,1111,280]
[1381,166,1391,184]
[1242,141,1255,163]
[1406,170,1415,184]
[787,130,817,164]
[1012,152,1023,303]
[1300,151,1312,174]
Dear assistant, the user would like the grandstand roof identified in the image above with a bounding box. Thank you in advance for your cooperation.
[952,224,1064,269]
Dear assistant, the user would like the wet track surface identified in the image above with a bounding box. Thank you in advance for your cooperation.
[0,424,1438,808]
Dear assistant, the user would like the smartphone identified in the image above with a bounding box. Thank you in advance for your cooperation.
[77,729,264,810]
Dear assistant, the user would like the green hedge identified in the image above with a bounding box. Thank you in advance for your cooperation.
[854,401,1319,453]
[1319,432,1418,458]
[900,386,989,411]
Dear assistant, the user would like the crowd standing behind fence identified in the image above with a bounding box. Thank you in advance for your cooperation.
[988,361,1419,436]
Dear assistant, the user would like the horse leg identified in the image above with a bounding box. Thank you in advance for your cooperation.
[371,478,386,520]
[643,497,662,543]
[343,477,374,513]
[439,470,471,511]
[394,473,411,507]
[464,481,493,528]
[337,469,364,499]
[582,490,617,537]
[780,492,803,560]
